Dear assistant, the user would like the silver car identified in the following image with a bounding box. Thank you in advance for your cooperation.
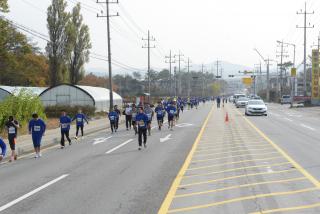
[245,100,268,116]
[236,97,249,108]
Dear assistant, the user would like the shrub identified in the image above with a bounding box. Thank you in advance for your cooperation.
[45,105,95,118]
[0,89,46,132]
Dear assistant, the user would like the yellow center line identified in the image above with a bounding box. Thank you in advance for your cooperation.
[191,151,280,164]
[183,162,291,179]
[157,105,215,214]
[250,202,320,214]
[188,156,284,171]
[167,187,319,213]
[193,147,276,158]
[239,109,320,189]
[175,177,307,198]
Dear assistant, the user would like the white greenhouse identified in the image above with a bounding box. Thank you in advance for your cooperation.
[40,84,123,112]
[0,86,48,102]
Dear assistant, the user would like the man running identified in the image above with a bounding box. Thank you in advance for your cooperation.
[108,108,118,133]
[136,107,149,150]
[0,137,6,162]
[72,109,89,140]
[29,113,46,158]
[166,102,177,131]
[114,105,121,131]
[131,105,138,135]
[217,96,221,108]
[60,111,72,149]
[5,116,19,162]
[124,104,133,131]
[155,102,165,130]
[144,103,154,136]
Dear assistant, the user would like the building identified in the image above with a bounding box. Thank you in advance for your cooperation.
[0,86,47,102]
[40,84,122,112]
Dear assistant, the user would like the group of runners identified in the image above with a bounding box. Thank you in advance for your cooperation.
[0,97,208,161]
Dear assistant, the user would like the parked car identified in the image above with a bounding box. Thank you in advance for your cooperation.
[245,100,268,116]
[236,97,249,108]
[281,95,291,105]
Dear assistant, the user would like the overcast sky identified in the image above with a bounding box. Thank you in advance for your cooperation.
[5,0,320,74]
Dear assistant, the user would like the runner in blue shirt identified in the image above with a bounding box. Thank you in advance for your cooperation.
[136,107,149,150]
[60,111,72,149]
[0,137,6,162]
[155,102,165,130]
[72,109,89,140]
[108,108,119,133]
[144,104,154,136]
[29,113,46,158]
[166,103,177,131]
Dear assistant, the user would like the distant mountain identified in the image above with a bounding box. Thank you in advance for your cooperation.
[86,61,251,79]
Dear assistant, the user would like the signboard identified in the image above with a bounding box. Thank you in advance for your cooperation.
[291,68,297,77]
[242,77,253,86]
[312,49,320,101]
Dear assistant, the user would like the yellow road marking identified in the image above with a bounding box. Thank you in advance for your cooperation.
[183,162,290,179]
[193,147,275,158]
[168,187,319,213]
[180,168,297,187]
[250,202,320,214]
[241,111,320,189]
[175,177,306,198]
[191,151,280,163]
[158,106,215,214]
[188,156,284,171]
[195,145,271,153]
[197,143,267,150]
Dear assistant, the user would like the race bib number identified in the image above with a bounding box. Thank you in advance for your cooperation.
[157,111,162,116]
[110,116,115,121]
[8,127,16,134]
[170,110,175,114]
[61,124,68,129]
[132,113,137,118]
[34,126,41,132]
[138,120,145,126]
[147,114,152,120]
[125,109,131,115]
[77,118,83,122]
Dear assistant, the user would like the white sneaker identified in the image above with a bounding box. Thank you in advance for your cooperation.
[34,154,39,158]
[38,153,42,157]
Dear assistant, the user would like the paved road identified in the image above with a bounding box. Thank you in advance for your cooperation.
[243,103,320,181]
[0,103,213,214]
[160,103,320,213]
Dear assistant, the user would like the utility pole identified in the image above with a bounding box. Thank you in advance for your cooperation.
[201,64,205,97]
[97,0,119,111]
[174,66,178,97]
[165,50,176,96]
[187,58,192,97]
[215,60,222,78]
[142,30,156,101]
[297,2,314,95]
[174,51,184,97]
[276,40,289,98]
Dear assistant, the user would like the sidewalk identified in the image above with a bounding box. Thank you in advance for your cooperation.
[160,104,320,213]
[3,116,125,157]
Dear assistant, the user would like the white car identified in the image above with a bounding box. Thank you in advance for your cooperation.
[245,100,268,116]
[236,97,249,108]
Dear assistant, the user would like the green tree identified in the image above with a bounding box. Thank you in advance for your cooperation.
[67,3,91,84]
[46,0,70,86]
[0,0,9,12]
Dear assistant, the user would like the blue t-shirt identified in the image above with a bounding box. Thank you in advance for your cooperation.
[29,119,46,136]
[108,111,118,122]
[0,138,6,156]
[166,106,177,117]
[60,116,71,131]
[73,113,88,126]
[135,113,149,129]
[155,106,165,119]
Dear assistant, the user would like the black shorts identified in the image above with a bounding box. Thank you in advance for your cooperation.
[8,135,16,150]
[147,121,152,125]
[168,116,174,121]
[132,121,136,126]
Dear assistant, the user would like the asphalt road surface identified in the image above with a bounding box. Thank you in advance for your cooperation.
[0,103,213,214]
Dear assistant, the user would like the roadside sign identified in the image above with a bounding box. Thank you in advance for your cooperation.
[242,77,253,85]
[291,68,296,77]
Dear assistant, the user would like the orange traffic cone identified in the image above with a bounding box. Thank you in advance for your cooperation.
[225,112,229,123]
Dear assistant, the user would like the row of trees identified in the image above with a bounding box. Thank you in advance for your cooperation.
[46,0,91,85]
[0,0,91,87]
